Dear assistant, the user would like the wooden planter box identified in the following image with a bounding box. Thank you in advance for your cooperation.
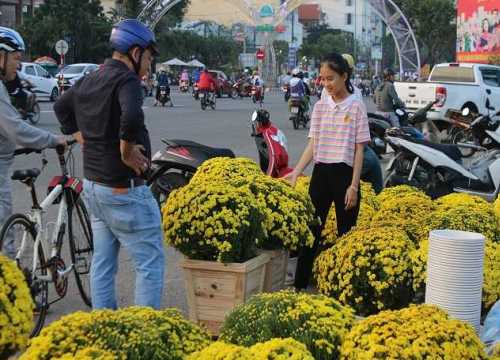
[180,253,270,336]
[257,249,289,292]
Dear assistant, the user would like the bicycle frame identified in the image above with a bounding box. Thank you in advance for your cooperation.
[17,183,69,283]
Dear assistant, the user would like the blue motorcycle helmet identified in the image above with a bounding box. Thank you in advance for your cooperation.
[109,19,159,74]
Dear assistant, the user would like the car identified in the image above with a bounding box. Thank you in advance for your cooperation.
[208,70,237,98]
[395,63,500,121]
[55,63,99,91]
[18,62,59,101]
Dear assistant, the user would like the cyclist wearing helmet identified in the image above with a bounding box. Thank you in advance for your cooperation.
[0,27,66,259]
[54,19,165,310]
[374,68,405,127]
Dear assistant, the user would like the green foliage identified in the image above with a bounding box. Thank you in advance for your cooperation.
[299,25,357,62]
[20,0,112,63]
[157,30,241,69]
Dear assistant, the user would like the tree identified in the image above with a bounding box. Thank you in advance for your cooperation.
[157,30,240,69]
[299,29,356,65]
[20,0,112,63]
[393,0,456,66]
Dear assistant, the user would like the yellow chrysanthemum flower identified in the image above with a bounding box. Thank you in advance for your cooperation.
[340,305,488,359]
[0,254,34,358]
[21,307,210,360]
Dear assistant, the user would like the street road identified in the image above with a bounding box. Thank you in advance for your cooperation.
[10,89,377,327]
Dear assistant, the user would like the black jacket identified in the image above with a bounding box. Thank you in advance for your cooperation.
[54,59,151,186]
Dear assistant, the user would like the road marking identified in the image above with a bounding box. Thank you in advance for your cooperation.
[41,110,54,113]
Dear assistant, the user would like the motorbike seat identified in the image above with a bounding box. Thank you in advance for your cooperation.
[409,138,462,161]
[165,139,235,159]
[12,168,41,182]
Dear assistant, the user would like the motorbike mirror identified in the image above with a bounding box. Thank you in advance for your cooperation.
[462,108,470,117]
[395,108,405,116]
[251,111,258,122]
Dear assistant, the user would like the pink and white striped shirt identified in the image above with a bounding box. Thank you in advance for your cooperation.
[308,93,370,166]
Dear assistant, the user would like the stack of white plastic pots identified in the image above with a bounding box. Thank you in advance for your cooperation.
[425,229,485,334]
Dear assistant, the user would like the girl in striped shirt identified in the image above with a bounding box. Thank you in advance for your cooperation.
[286,52,371,290]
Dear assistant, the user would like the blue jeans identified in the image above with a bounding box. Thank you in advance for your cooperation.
[82,180,165,310]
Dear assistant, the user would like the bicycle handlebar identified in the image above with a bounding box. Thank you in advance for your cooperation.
[13,148,42,156]
[15,139,78,157]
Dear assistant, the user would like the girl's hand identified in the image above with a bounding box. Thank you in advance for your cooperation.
[284,170,299,188]
[345,186,358,210]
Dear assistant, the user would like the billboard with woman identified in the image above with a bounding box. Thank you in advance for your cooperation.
[457,0,500,63]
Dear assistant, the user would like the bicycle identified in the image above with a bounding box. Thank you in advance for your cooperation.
[0,140,93,336]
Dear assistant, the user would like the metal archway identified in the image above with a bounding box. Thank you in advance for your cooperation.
[138,0,421,76]
[138,0,257,29]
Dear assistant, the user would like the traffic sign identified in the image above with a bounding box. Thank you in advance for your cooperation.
[55,40,69,55]
[256,49,265,60]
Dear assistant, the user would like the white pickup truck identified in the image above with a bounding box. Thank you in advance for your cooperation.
[395,63,500,121]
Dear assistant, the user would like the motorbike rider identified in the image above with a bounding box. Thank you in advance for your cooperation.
[374,68,405,127]
[252,109,292,178]
[251,71,265,97]
[289,68,310,114]
[0,26,66,258]
[180,68,189,86]
[154,67,170,106]
[198,68,216,102]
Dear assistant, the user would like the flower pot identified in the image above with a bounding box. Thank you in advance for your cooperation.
[180,253,270,336]
[257,249,289,292]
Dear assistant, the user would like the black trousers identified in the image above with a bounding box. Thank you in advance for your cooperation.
[294,162,361,289]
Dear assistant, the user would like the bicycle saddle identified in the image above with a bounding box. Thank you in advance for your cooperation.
[11,168,41,182]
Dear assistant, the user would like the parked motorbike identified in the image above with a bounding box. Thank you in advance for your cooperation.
[179,79,189,93]
[367,102,435,156]
[282,84,290,102]
[148,140,235,206]
[200,90,216,110]
[288,97,309,130]
[385,98,500,200]
[251,85,264,104]
[157,85,173,107]
[192,83,199,100]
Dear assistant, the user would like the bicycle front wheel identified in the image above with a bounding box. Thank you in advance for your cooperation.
[0,214,48,337]
[68,196,93,307]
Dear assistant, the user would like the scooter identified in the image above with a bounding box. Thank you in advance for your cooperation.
[192,83,199,100]
[385,98,500,200]
[250,110,293,178]
[148,140,235,206]
[157,85,173,107]
[289,97,309,130]
[251,85,264,104]
[367,101,435,156]
[200,90,216,110]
